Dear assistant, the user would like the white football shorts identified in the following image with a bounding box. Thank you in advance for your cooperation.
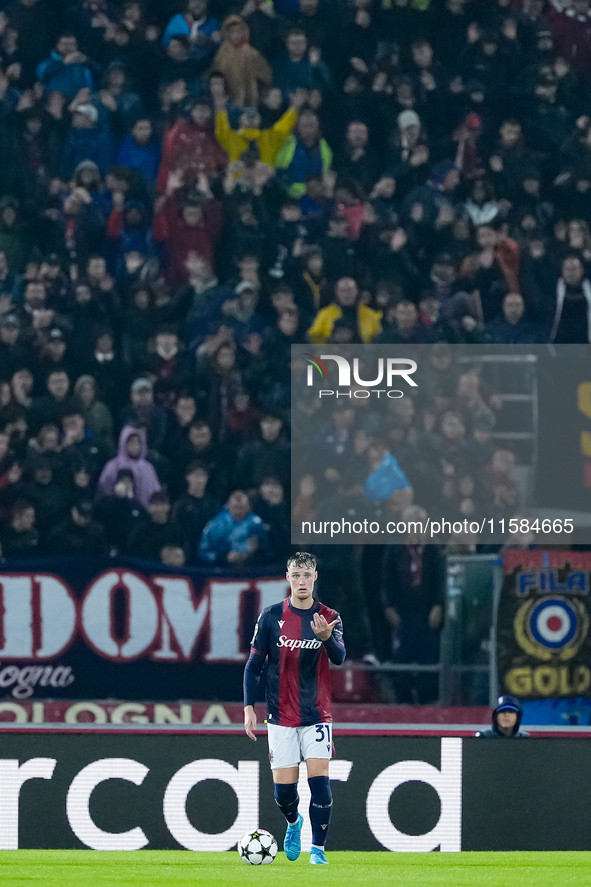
[267,722,334,770]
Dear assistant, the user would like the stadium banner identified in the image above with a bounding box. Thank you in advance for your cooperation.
[2,733,591,851]
[0,557,288,701]
[0,700,491,726]
[497,551,591,700]
[291,343,591,545]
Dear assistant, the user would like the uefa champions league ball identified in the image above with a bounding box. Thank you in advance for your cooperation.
[238,829,278,865]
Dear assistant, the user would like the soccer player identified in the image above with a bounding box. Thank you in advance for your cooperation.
[243,551,346,865]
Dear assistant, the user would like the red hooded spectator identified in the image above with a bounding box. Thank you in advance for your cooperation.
[157,96,227,193]
[454,113,483,178]
[550,0,591,77]
[153,171,222,288]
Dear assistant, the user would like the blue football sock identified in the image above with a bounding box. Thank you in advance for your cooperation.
[308,776,332,847]
[274,782,299,824]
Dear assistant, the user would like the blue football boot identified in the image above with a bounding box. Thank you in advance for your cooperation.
[284,813,303,861]
[310,847,329,865]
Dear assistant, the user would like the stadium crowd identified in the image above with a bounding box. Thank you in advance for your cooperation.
[0,0,589,674]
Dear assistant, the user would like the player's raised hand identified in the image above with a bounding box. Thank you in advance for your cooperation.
[311,613,338,641]
[244,705,257,741]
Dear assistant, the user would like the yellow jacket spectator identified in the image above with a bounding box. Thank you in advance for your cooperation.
[275,108,332,197]
[215,104,298,167]
[307,277,382,344]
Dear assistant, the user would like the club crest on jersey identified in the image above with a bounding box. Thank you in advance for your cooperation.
[277,635,322,650]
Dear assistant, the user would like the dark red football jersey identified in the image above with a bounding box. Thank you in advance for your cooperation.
[249,598,345,727]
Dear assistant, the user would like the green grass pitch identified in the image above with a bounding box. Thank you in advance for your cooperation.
[0,851,590,887]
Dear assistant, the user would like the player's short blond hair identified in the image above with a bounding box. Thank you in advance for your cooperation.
[286,551,317,571]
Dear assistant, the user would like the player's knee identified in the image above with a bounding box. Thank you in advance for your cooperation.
[274,782,298,808]
[308,775,332,808]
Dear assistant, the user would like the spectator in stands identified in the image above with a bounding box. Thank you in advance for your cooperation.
[97,425,160,507]
[307,276,382,344]
[119,378,168,453]
[476,696,529,738]
[60,101,113,179]
[118,118,161,187]
[94,61,143,140]
[232,412,290,492]
[459,219,521,323]
[158,96,227,192]
[46,499,107,555]
[275,108,332,196]
[60,405,106,480]
[549,254,591,343]
[272,29,332,100]
[214,87,304,166]
[1,499,39,556]
[36,33,94,99]
[486,291,541,344]
[0,198,33,273]
[162,0,220,52]
[30,370,75,432]
[73,374,114,452]
[333,120,379,195]
[22,454,68,535]
[153,170,222,288]
[550,0,591,79]
[250,474,291,562]
[198,488,269,565]
[381,507,446,704]
[127,489,184,560]
[484,446,519,519]
[0,315,27,381]
[211,15,272,108]
[172,460,220,561]
[93,468,147,554]
[178,418,228,498]
[363,436,413,508]
[374,297,433,344]
[160,543,187,566]
[84,327,125,413]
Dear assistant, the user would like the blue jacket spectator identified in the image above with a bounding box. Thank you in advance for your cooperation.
[485,293,541,345]
[162,0,220,62]
[36,35,94,100]
[364,444,412,504]
[60,105,113,179]
[71,160,113,220]
[273,30,333,101]
[92,62,144,140]
[106,198,155,280]
[198,490,269,565]
[275,109,332,197]
[117,120,161,187]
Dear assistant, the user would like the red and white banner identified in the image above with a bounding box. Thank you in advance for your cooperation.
[0,700,491,725]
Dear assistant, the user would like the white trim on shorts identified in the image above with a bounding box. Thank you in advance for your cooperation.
[267,722,334,770]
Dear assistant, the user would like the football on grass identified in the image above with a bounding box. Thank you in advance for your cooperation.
[238,830,278,865]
